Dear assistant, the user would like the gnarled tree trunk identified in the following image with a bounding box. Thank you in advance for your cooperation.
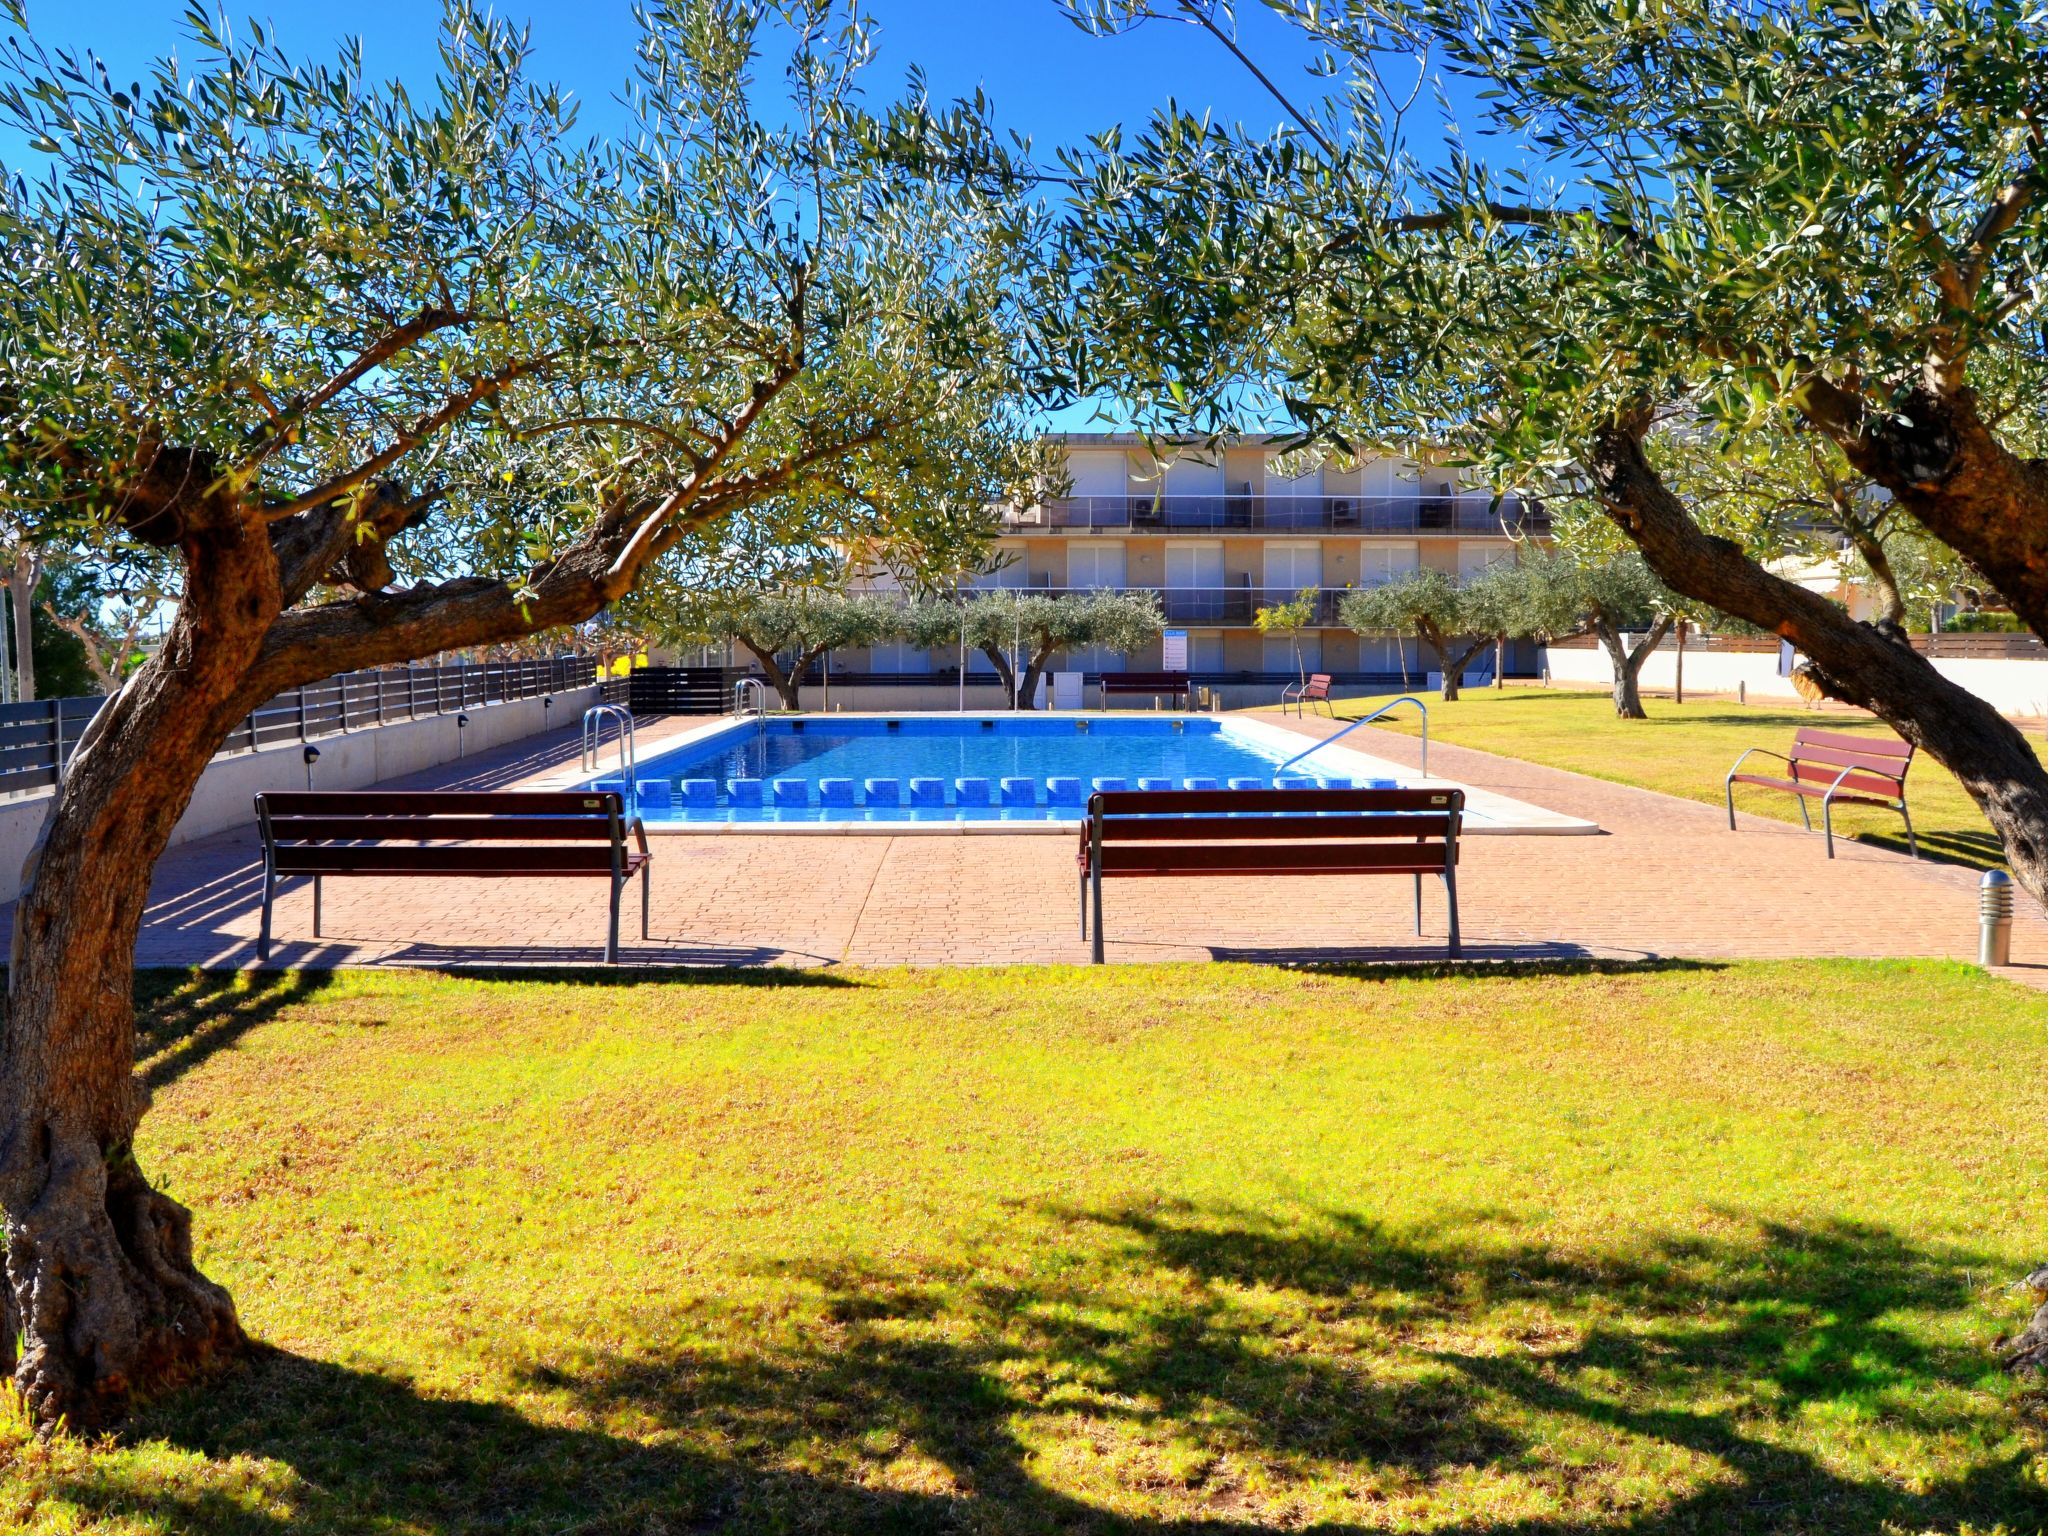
[736,639,804,711]
[1590,612,1673,719]
[976,643,1019,708]
[0,495,270,1429]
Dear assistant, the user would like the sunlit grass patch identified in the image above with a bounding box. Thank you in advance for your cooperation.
[5,960,2047,1532]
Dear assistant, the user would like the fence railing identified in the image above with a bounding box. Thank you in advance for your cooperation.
[1003,494,1547,536]
[0,654,598,800]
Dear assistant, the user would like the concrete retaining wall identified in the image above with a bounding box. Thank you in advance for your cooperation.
[0,685,601,905]
[1540,645,2048,717]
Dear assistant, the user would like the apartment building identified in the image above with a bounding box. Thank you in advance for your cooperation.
[850,433,1550,689]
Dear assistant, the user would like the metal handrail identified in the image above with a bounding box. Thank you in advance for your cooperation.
[1275,695,1429,779]
[733,677,770,719]
[581,703,636,782]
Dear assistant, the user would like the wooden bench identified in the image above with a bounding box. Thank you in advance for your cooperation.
[1282,672,1334,716]
[1077,786,1464,961]
[255,790,652,963]
[1099,670,1192,709]
[1724,727,1917,858]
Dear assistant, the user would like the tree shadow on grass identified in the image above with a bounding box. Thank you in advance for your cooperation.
[48,1207,2044,1535]
[132,968,337,1093]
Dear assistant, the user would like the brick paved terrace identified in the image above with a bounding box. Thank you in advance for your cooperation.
[9,708,2045,981]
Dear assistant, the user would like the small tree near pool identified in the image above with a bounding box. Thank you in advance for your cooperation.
[1254,588,1318,686]
[1340,569,1501,701]
[657,589,900,710]
[914,591,1161,708]
[1515,553,1678,720]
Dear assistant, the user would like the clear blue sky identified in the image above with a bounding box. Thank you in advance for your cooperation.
[10,1,1341,161]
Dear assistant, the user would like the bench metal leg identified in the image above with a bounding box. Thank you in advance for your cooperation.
[1821,794,1836,858]
[1797,794,1812,831]
[1090,862,1105,964]
[258,872,276,962]
[312,874,323,937]
[641,861,652,940]
[1443,867,1461,959]
[1413,873,1422,935]
[606,877,622,964]
[1899,802,1918,859]
[1078,868,1088,938]
[1724,774,1737,831]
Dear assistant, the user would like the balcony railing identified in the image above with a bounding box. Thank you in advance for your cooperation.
[965,586,1373,625]
[1001,494,1546,535]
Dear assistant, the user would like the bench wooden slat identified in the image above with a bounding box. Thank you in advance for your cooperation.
[1789,763,1908,796]
[1794,727,1912,758]
[1092,788,1455,816]
[1100,843,1452,874]
[1788,749,1911,782]
[1731,774,1903,805]
[268,815,621,843]
[260,790,622,817]
[270,845,639,874]
[1085,813,1455,843]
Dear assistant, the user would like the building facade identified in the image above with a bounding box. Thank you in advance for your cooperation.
[847,433,1550,692]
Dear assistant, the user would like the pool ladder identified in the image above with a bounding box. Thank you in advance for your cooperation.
[733,677,771,719]
[581,703,637,784]
[1274,695,1429,779]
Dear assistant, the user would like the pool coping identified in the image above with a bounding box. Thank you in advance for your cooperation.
[538,711,1600,837]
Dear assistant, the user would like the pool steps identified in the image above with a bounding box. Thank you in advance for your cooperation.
[603,773,1400,812]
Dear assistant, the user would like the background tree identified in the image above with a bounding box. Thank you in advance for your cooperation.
[1339,567,1500,701]
[1511,550,1677,718]
[929,590,1163,709]
[0,0,1041,1429]
[658,588,902,708]
[1253,588,1317,685]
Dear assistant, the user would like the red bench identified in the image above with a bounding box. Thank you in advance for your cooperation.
[1098,670,1192,708]
[1078,786,1464,961]
[1282,672,1334,716]
[255,790,652,963]
[1724,727,1917,858]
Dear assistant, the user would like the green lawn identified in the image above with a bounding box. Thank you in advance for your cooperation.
[7,961,2048,1533]
[1329,686,2038,870]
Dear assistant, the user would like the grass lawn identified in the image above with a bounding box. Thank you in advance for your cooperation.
[6,961,2048,1533]
[1329,686,2042,870]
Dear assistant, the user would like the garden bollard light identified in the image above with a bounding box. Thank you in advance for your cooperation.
[1980,869,2014,967]
[302,744,320,791]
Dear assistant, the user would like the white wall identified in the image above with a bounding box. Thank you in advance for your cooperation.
[1540,645,2048,716]
[0,685,601,905]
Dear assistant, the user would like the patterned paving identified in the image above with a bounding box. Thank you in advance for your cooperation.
[8,710,2045,984]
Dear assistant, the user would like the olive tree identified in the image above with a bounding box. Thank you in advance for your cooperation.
[1339,566,1508,700]
[0,0,1040,1429]
[655,589,904,708]
[1253,588,1318,686]
[912,590,1162,707]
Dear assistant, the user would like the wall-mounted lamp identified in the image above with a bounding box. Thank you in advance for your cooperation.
[456,712,471,758]
[301,743,320,791]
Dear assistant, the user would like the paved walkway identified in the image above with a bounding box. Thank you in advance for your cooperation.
[11,711,2046,981]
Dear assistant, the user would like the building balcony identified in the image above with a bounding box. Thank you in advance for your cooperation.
[967,586,1374,626]
[1000,494,1547,536]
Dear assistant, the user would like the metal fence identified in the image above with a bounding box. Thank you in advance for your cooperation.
[0,654,598,799]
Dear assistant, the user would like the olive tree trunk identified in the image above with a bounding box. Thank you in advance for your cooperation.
[735,639,806,711]
[0,503,277,1429]
[1590,612,1674,720]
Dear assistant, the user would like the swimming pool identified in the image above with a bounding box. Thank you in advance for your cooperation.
[584,714,1392,826]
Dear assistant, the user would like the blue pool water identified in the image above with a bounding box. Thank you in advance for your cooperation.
[592,716,1391,825]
